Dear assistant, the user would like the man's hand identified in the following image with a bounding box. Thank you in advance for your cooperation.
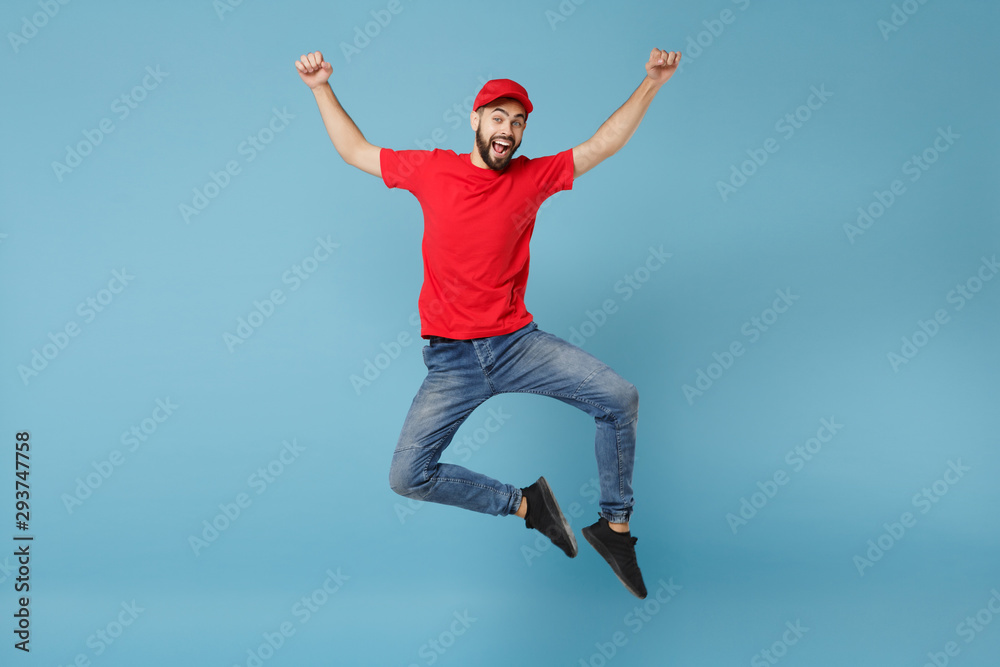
[296,51,333,89]
[645,49,680,86]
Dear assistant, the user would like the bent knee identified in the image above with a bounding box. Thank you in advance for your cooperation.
[607,378,638,423]
[593,376,638,424]
[388,457,426,499]
[621,381,639,419]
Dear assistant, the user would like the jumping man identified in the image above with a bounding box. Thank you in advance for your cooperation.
[296,47,680,598]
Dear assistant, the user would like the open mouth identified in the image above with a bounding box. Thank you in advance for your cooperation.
[491,138,512,158]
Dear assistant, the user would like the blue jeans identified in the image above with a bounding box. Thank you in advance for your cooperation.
[389,320,638,523]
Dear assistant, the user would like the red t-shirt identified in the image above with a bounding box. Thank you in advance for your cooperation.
[380,147,575,340]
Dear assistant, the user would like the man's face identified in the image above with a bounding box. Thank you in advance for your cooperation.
[473,98,526,171]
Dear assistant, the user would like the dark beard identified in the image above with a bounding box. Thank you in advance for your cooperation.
[475,127,518,171]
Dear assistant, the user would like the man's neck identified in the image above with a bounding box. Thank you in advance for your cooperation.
[469,148,490,170]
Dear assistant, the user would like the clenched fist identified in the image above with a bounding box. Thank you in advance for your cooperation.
[295,51,333,89]
[645,49,680,85]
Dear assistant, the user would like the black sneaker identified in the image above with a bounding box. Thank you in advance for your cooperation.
[582,516,647,598]
[521,477,578,558]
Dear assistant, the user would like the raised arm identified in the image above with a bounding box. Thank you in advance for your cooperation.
[295,51,382,178]
[571,49,680,179]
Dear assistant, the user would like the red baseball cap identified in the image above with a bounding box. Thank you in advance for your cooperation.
[473,79,533,118]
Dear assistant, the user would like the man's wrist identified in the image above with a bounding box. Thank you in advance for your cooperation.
[636,76,664,103]
[642,76,665,92]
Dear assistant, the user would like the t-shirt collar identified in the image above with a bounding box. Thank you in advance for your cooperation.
[460,152,507,177]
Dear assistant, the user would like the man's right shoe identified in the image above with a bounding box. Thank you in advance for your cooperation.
[582,516,647,598]
[521,476,578,558]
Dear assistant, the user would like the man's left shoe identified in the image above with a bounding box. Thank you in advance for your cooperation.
[521,476,578,558]
[582,516,647,598]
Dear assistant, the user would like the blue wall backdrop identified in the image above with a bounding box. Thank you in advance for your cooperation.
[3,0,998,665]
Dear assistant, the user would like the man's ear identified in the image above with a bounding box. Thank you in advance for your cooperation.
[470,109,480,132]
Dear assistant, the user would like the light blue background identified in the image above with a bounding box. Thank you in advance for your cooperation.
[2,0,998,665]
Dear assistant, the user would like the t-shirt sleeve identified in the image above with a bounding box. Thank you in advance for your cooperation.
[528,148,575,199]
[380,148,431,193]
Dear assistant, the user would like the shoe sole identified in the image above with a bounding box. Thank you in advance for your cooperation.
[582,525,646,599]
[536,476,578,558]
